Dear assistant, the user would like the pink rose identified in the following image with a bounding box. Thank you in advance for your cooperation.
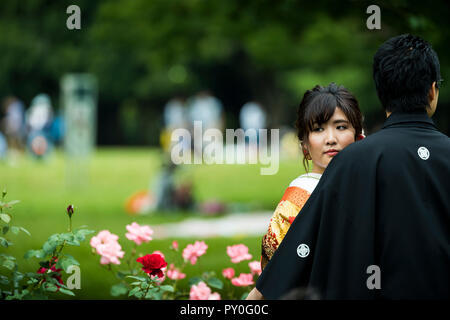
[222,268,235,279]
[227,244,252,263]
[231,273,254,287]
[90,230,125,265]
[98,241,125,265]
[125,222,153,245]
[208,292,221,300]
[248,261,262,276]
[167,263,186,280]
[90,230,119,249]
[189,281,221,300]
[182,241,208,265]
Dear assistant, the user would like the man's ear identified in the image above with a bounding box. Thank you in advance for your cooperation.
[428,81,437,102]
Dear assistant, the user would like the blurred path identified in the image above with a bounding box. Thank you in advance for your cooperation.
[152,211,272,239]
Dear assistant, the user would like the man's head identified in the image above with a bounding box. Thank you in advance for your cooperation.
[373,34,442,116]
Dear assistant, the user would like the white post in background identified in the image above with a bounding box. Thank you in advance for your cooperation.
[61,74,98,188]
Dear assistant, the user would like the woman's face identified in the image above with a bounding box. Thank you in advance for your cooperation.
[305,107,356,175]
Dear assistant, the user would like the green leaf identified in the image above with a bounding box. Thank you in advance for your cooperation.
[2,225,9,235]
[240,292,249,300]
[74,229,95,242]
[159,285,174,293]
[0,253,15,260]
[58,288,76,296]
[110,283,128,296]
[188,276,202,286]
[0,237,11,248]
[42,239,58,255]
[126,275,147,282]
[146,289,162,300]
[6,200,20,207]
[57,255,79,272]
[24,249,45,259]
[117,271,129,279]
[145,290,159,299]
[26,278,39,285]
[206,277,223,290]
[0,275,9,285]
[19,227,31,236]
[0,213,11,224]
[12,271,24,282]
[10,226,19,235]
[2,259,15,270]
[128,286,141,297]
[60,233,74,241]
[43,283,58,293]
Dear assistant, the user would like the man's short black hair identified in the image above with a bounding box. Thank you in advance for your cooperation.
[373,34,441,113]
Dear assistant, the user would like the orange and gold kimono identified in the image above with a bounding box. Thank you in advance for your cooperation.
[261,173,321,270]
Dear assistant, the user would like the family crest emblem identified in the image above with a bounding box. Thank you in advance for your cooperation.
[417,146,430,160]
[297,244,310,258]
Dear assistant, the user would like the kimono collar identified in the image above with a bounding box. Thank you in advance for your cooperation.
[382,110,438,130]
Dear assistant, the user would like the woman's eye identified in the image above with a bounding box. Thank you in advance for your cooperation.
[313,127,323,132]
[337,125,348,130]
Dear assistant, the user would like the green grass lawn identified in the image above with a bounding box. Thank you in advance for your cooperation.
[0,147,304,299]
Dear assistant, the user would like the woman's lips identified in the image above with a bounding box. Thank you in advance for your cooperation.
[324,150,339,156]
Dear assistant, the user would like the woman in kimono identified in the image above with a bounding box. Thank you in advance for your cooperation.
[260,83,365,271]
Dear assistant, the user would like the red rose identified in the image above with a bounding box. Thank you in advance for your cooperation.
[37,262,64,288]
[136,253,167,278]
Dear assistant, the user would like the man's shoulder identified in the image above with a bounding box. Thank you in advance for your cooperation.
[336,127,450,168]
[335,133,382,160]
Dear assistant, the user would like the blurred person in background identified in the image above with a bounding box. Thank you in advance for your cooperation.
[1,96,25,152]
[188,90,224,131]
[161,96,188,153]
[25,93,54,159]
[0,131,7,160]
[187,91,224,159]
[239,100,267,144]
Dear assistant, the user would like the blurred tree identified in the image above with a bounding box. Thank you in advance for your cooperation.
[0,0,448,145]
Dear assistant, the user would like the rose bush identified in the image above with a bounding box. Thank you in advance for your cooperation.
[0,189,260,300]
[90,221,260,300]
[0,190,94,300]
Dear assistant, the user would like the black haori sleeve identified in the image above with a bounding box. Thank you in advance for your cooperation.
[255,144,379,300]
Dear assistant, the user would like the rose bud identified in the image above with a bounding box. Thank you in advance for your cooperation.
[67,205,74,218]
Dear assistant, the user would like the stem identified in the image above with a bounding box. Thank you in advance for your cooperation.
[54,241,67,260]
[126,243,138,272]
[173,261,187,294]
[142,280,151,300]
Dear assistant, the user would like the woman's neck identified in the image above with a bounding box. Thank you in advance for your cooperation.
[311,166,325,175]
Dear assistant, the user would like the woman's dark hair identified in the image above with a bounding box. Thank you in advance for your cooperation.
[295,83,363,172]
[373,34,442,113]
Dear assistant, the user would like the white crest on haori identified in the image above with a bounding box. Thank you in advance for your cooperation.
[417,146,430,160]
[297,243,310,258]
